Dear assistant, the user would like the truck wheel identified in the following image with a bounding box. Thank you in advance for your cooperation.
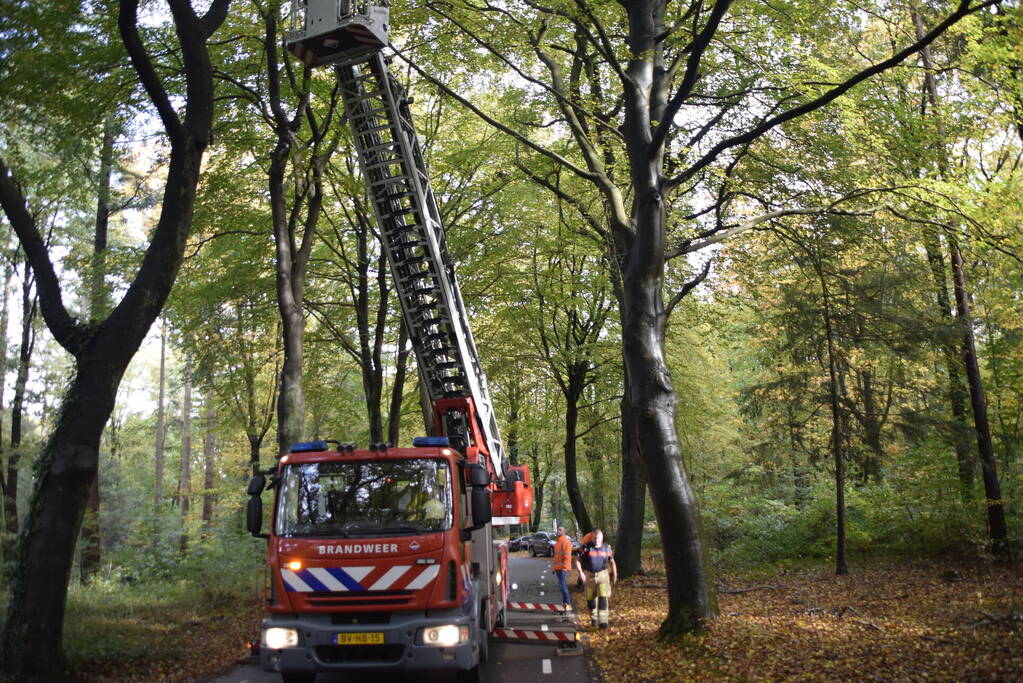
[478,603,490,663]
[281,673,315,683]
[479,627,489,663]
[456,665,481,683]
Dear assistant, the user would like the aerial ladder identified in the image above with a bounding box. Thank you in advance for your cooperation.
[245,2,533,681]
[288,0,508,487]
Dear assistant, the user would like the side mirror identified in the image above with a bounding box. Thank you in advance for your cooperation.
[467,464,489,488]
[247,495,263,537]
[470,488,492,526]
[247,474,266,496]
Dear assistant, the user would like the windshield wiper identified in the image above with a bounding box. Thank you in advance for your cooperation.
[378,525,422,535]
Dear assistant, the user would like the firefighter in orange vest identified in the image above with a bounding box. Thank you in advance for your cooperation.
[552,525,574,612]
[575,528,617,629]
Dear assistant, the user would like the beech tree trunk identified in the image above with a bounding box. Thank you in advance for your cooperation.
[615,385,646,578]
[0,1,231,673]
[621,251,717,635]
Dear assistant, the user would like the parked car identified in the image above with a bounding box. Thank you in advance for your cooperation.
[508,535,531,552]
[528,532,555,557]
[527,532,582,557]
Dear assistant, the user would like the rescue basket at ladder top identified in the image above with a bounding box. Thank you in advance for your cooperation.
[285,0,390,67]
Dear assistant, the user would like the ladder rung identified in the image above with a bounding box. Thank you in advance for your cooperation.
[345,89,387,105]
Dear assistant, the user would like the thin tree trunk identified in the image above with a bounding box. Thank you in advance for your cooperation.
[418,371,434,434]
[179,355,192,554]
[921,235,974,495]
[155,323,166,507]
[563,384,592,534]
[248,433,262,477]
[817,264,848,575]
[387,322,410,446]
[0,253,12,548]
[81,115,117,582]
[89,116,115,321]
[265,11,317,456]
[505,379,520,466]
[5,252,36,551]
[202,395,215,528]
[911,5,981,500]
[949,239,1008,556]
[615,383,645,578]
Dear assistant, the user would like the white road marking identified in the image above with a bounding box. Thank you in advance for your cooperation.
[542,659,552,674]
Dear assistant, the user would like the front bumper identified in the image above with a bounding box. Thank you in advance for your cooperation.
[260,610,479,675]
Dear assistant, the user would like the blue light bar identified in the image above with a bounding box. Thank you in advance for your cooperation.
[412,436,450,448]
[291,440,328,452]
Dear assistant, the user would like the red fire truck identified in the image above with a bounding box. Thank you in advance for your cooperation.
[244,1,533,682]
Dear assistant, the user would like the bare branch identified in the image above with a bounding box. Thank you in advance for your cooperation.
[665,257,712,318]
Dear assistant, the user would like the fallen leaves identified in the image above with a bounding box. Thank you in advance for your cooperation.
[581,556,1023,682]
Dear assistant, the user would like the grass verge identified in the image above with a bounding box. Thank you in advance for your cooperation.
[63,575,264,681]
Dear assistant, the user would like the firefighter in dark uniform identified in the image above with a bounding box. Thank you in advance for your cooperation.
[574,528,617,629]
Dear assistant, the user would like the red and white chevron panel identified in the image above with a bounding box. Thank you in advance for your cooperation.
[491,628,576,642]
[507,601,563,612]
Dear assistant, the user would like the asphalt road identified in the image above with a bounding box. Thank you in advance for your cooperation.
[210,554,595,683]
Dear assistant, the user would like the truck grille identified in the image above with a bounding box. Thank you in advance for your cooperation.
[305,590,414,607]
[315,644,405,663]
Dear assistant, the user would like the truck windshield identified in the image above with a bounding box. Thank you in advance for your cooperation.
[275,459,452,537]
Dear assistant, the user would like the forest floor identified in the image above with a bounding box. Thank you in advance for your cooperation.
[583,554,1023,682]
[51,554,1022,681]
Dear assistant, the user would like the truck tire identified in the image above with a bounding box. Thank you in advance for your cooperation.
[456,665,481,683]
[479,626,489,663]
[281,673,315,683]
[479,603,490,663]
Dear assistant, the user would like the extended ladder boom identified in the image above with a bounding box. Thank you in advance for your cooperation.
[287,0,505,480]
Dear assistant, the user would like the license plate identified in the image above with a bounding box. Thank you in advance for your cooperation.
[335,632,384,645]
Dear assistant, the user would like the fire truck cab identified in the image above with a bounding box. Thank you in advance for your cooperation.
[248,436,526,682]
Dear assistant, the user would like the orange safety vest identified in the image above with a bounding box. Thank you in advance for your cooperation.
[553,535,573,571]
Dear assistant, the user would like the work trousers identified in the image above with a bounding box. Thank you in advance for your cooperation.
[554,569,571,605]
[583,569,612,625]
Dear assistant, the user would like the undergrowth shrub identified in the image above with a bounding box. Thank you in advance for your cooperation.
[701,441,1006,568]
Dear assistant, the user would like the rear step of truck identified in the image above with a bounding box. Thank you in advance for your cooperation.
[507,601,566,612]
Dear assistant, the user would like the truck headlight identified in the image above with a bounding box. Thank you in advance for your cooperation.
[263,627,299,649]
[419,624,469,647]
